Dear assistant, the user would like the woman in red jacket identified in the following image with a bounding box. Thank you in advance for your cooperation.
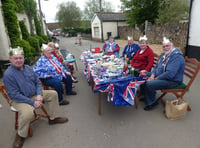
[130,35,154,76]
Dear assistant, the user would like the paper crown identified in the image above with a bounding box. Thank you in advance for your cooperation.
[9,46,24,56]
[139,35,148,41]
[41,44,49,51]
[128,36,133,40]
[163,37,171,44]
[55,43,59,49]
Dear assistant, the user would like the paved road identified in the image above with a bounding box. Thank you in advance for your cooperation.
[0,37,200,148]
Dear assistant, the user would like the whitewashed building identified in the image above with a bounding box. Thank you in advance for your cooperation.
[91,12,128,42]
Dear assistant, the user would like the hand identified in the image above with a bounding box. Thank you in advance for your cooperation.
[66,72,71,75]
[35,95,43,103]
[147,75,155,81]
[140,70,147,76]
[131,52,135,57]
[33,100,42,109]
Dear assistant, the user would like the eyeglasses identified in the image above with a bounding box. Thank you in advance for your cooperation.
[163,45,170,48]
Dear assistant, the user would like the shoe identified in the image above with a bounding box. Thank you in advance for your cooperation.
[144,101,159,111]
[49,117,69,125]
[72,80,78,83]
[66,91,77,95]
[13,133,25,148]
[139,97,145,102]
[59,100,70,105]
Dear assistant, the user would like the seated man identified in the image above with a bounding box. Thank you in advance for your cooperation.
[102,36,120,58]
[33,44,77,106]
[140,37,185,111]
[3,47,68,148]
[122,36,140,61]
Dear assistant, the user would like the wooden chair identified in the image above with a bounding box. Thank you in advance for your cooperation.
[60,49,78,70]
[153,53,160,67]
[157,56,200,111]
[0,85,50,137]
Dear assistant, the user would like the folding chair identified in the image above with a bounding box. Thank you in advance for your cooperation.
[60,49,78,70]
[0,85,50,137]
[157,56,200,111]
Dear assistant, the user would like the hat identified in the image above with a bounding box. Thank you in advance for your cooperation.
[163,37,171,44]
[139,35,148,41]
[41,44,49,51]
[55,43,59,49]
[9,46,24,56]
[128,36,133,40]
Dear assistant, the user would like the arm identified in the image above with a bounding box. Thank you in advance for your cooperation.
[113,43,120,52]
[3,73,35,106]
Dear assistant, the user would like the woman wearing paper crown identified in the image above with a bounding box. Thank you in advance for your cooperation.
[124,35,154,75]
[102,36,120,58]
[48,42,78,82]
[3,46,68,148]
[33,44,77,106]
[140,37,185,111]
[122,36,140,60]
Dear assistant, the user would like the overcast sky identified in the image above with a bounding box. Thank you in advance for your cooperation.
[40,0,121,23]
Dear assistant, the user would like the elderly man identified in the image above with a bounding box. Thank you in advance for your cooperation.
[122,36,140,60]
[140,37,185,111]
[3,47,68,148]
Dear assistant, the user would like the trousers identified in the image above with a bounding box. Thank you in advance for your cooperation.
[11,90,60,138]
[40,75,72,103]
[140,79,179,106]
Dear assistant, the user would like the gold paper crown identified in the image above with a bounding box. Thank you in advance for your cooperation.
[127,36,133,40]
[41,44,49,51]
[139,35,148,41]
[55,43,59,49]
[9,46,24,56]
[163,37,171,44]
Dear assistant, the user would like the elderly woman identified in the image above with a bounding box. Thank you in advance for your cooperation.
[48,42,78,82]
[130,35,154,76]
[33,44,77,106]
[102,36,120,58]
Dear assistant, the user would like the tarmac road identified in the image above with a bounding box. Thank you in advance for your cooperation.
[0,36,200,148]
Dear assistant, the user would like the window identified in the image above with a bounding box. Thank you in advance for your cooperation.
[94,27,99,37]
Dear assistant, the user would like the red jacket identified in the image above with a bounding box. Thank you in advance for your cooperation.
[130,46,154,71]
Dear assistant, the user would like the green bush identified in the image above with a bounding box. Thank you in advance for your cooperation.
[2,0,20,45]
[40,35,50,43]
[19,20,29,39]
[13,39,36,64]
[33,35,45,47]
[27,36,39,52]
[34,16,42,36]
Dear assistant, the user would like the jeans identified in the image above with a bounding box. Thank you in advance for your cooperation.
[40,75,72,103]
[140,79,179,106]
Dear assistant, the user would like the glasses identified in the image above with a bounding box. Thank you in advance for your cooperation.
[163,45,171,48]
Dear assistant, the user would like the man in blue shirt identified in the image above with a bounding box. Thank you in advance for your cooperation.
[122,36,140,60]
[3,47,68,148]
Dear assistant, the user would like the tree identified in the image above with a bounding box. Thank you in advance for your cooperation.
[121,0,160,26]
[156,0,189,24]
[56,1,81,29]
[83,0,113,20]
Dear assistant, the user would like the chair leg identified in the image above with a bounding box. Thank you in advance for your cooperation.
[74,62,78,70]
[29,125,33,137]
[15,112,18,130]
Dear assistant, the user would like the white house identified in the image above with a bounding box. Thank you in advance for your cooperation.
[91,12,128,42]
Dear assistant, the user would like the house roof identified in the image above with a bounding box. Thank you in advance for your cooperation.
[95,12,126,22]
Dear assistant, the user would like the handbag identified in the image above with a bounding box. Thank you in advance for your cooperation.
[165,99,188,120]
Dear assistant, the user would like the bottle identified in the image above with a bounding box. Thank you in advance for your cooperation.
[131,67,135,75]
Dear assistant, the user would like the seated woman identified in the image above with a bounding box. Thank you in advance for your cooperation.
[102,36,120,58]
[33,44,77,106]
[125,35,154,76]
[48,42,78,82]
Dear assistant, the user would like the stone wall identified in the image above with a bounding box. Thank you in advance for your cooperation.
[118,22,188,48]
